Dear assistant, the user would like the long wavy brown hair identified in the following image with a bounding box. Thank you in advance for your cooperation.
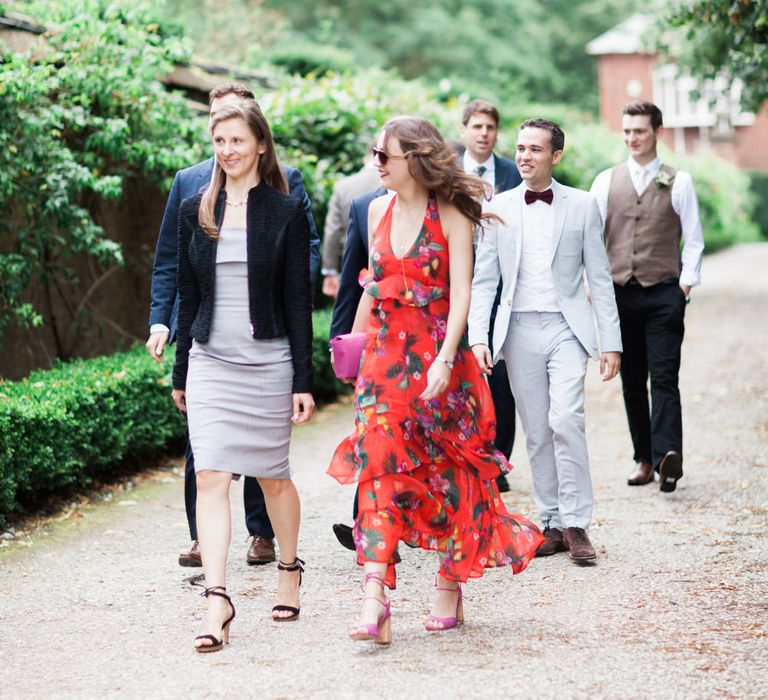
[381,116,493,229]
[199,100,287,239]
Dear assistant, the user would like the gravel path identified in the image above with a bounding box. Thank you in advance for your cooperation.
[1,243,766,700]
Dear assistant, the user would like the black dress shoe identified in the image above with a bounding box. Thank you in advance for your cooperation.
[332,523,356,551]
[495,475,511,493]
[659,451,683,493]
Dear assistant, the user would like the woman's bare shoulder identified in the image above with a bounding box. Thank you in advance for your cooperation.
[436,198,471,237]
[367,192,394,231]
[369,192,394,216]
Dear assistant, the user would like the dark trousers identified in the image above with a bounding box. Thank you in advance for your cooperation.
[184,436,274,542]
[614,281,686,469]
[488,359,516,459]
[488,283,516,459]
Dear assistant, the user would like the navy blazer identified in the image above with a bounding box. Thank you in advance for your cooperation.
[148,157,320,339]
[492,154,522,193]
[329,187,387,339]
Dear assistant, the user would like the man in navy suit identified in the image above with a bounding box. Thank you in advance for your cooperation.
[328,188,385,341]
[328,185,386,550]
[459,99,522,492]
[146,82,320,567]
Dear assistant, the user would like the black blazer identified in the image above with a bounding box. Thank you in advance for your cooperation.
[173,182,313,393]
[329,187,387,339]
[149,159,320,341]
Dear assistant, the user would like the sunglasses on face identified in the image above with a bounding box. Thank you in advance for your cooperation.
[372,147,407,166]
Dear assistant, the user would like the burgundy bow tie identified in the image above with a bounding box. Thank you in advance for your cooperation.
[524,188,553,205]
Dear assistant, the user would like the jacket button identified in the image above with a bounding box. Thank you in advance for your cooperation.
[507,299,512,306]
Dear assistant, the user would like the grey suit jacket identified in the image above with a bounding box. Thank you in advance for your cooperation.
[468,179,622,361]
[322,165,381,271]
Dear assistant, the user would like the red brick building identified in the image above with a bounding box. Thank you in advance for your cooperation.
[587,14,768,172]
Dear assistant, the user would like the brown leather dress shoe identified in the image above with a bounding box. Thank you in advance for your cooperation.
[659,451,683,493]
[563,527,597,564]
[179,540,203,567]
[246,535,276,565]
[535,527,567,556]
[627,459,654,486]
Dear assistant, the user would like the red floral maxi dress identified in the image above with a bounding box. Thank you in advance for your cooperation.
[328,194,543,587]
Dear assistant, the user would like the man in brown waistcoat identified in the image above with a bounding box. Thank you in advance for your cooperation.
[591,101,704,493]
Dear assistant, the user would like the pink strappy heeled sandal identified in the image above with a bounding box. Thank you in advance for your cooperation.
[349,573,392,645]
[425,578,463,632]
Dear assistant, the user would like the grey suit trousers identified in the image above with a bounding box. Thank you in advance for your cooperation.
[502,312,592,530]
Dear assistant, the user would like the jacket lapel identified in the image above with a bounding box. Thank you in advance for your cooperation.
[513,188,524,270]
[496,187,523,275]
[196,158,214,195]
[493,154,506,193]
[246,185,268,271]
[550,180,568,263]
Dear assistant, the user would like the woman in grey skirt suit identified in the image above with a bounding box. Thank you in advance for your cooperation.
[172,99,315,652]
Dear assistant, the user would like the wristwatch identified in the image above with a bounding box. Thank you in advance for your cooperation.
[435,356,454,369]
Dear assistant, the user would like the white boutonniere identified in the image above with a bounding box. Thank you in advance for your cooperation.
[655,167,674,191]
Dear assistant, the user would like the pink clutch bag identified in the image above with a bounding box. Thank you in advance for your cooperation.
[330,332,367,380]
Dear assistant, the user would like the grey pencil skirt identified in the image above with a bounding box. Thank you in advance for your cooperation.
[186,335,294,479]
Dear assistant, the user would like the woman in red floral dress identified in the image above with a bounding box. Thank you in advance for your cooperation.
[328,117,543,644]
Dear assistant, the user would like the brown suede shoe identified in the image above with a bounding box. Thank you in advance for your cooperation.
[246,535,276,565]
[179,540,202,567]
[535,527,567,556]
[627,459,654,486]
[563,527,597,564]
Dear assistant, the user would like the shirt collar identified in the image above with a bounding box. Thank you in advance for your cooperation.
[628,156,660,178]
[523,178,554,193]
[463,152,495,173]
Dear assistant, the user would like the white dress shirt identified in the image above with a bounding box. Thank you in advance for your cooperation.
[590,156,704,287]
[512,185,560,312]
[463,152,495,189]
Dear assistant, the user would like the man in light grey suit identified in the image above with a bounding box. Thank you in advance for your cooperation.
[469,119,622,564]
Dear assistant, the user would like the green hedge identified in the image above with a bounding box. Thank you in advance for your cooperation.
[748,171,768,237]
[312,307,353,402]
[0,309,344,524]
[0,347,184,525]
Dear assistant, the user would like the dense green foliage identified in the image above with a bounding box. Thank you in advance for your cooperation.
[747,172,768,236]
[667,0,768,113]
[0,345,184,525]
[165,0,649,113]
[0,0,203,354]
[0,310,343,524]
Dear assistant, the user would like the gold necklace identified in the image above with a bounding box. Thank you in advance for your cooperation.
[392,197,428,256]
[400,256,413,301]
[225,198,247,207]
